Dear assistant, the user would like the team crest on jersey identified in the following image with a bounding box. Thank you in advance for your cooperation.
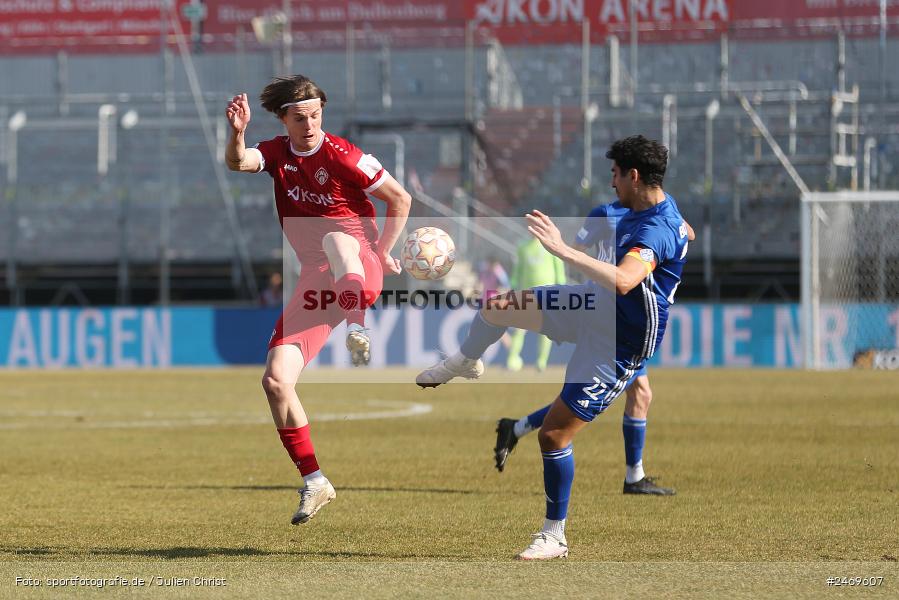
[314,167,329,186]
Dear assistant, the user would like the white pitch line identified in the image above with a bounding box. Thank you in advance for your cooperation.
[0,400,432,430]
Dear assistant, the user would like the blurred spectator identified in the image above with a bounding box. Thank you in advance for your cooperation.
[506,238,566,372]
[478,256,512,350]
[478,256,510,299]
[260,272,283,307]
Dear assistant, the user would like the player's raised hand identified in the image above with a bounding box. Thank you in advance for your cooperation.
[225,93,251,132]
[378,251,402,276]
[526,209,568,258]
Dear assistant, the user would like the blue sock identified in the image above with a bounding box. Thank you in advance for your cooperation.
[527,405,551,429]
[622,414,647,466]
[542,445,574,521]
[459,312,506,359]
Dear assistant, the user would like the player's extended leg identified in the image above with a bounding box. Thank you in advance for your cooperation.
[497,375,674,494]
[622,375,675,495]
[516,397,588,560]
[262,344,336,524]
[322,231,370,366]
[416,290,544,387]
[505,328,526,371]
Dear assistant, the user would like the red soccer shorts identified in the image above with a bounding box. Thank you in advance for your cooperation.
[268,245,384,362]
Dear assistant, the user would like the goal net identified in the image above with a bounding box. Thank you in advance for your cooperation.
[801,191,899,369]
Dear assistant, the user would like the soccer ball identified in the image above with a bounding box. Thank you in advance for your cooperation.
[401,227,455,280]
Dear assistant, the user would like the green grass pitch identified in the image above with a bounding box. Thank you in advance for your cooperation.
[1,368,897,598]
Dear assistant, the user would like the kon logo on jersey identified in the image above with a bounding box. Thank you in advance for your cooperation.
[287,186,335,206]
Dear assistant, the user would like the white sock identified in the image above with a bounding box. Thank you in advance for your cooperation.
[303,470,328,486]
[542,518,566,540]
[513,416,534,439]
[625,461,645,484]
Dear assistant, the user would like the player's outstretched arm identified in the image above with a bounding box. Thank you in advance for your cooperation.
[370,175,412,275]
[224,93,261,173]
[526,210,644,295]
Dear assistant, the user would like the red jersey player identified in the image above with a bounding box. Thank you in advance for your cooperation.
[225,75,411,525]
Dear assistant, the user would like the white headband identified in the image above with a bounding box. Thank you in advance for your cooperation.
[280,98,322,109]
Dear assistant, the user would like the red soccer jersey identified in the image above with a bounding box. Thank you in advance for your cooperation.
[253,132,386,266]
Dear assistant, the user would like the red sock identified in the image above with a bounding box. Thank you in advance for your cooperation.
[277,426,320,476]
[335,273,366,327]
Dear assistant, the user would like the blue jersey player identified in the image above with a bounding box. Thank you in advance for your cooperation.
[493,200,695,497]
[416,135,689,560]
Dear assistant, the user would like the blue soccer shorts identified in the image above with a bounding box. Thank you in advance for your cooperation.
[533,283,647,422]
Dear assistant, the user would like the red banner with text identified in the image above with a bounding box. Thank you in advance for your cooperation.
[0,0,895,53]
[467,0,897,43]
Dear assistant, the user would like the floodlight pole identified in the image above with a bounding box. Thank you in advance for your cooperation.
[159,0,172,306]
[704,99,720,295]
[463,21,476,203]
[879,0,887,186]
[581,20,594,191]
[97,104,117,176]
[553,94,562,159]
[662,94,677,157]
[629,0,637,108]
[719,34,729,100]
[5,129,16,306]
[347,22,356,127]
[378,42,392,112]
[364,134,404,190]
[609,35,620,107]
[6,111,25,306]
[56,50,70,116]
[464,21,474,122]
[582,103,598,191]
[581,19,589,113]
[836,30,846,94]
[863,137,877,192]
[117,110,138,305]
[282,0,292,75]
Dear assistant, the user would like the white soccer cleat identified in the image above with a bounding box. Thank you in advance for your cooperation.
[415,352,484,388]
[516,532,569,560]
[346,324,371,367]
[291,481,337,525]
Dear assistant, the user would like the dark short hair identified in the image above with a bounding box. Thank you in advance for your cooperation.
[260,75,327,117]
[605,135,668,188]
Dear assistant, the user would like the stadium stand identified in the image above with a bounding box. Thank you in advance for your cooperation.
[1,33,897,304]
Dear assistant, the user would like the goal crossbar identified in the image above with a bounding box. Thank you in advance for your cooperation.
[803,191,898,204]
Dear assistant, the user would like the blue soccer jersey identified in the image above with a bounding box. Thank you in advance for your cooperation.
[575,200,628,248]
[612,193,688,359]
[574,201,627,265]
[576,198,683,261]
[533,194,688,421]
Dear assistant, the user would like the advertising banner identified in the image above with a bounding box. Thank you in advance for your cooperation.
[1,0,895,53]
[467,0,897,43]
[2,303,897,369]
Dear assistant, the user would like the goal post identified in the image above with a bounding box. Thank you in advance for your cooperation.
[801,191,899,369]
